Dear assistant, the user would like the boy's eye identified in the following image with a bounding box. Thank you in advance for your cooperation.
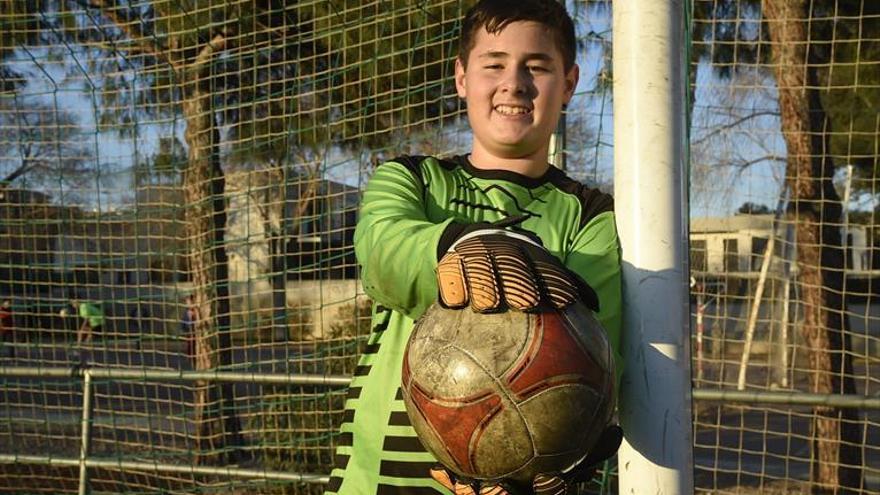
[529,65,549,73]
[485,64,503,70]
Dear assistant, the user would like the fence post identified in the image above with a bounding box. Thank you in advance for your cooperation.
[78,368,93,495]
[737,233,775,390]
[549,114,566,170]
[613,0,694,493]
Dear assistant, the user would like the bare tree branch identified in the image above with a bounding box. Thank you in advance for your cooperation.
[73,0,176,69]
[692,110,781,146]
[733,155,787,172]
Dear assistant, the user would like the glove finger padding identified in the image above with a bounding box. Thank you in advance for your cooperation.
[458,234,540,312]
[428,424,622,495]
[430,466,511,495]
[437,229,597,313]
[529,424,623,495]
[532,474,567,495]
[437,253,471,308]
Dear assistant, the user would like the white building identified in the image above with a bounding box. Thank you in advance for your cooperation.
[690,214,870,274]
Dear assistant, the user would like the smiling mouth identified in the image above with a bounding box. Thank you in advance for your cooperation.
[494,104,532,116]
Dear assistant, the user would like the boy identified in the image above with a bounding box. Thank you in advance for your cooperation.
[326,1,622,493]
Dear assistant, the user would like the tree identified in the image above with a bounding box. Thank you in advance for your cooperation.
[692,0,876,491]
[53,0,245,464]
[0,0,48,93]
[132,136,187,188]
[763,3,864,491]
[736,202,771,215]
[8,0,463,465]
[218,1,460,344]
[0,99,95,197]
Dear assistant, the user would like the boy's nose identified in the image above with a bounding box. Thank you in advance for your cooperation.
[500,69,532,95]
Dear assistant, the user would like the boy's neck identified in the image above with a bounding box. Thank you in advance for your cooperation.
[468,146,551,179]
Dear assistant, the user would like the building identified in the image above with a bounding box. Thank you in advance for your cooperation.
[0,187,75,288]
[690,214,870,274]
[224,169,360,283]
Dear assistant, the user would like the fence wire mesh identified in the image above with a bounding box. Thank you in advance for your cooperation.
[0,0,614,493]
[0,0,877,494]
[689,0,879,493]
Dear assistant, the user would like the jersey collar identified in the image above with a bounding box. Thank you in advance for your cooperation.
[454,155,563,189]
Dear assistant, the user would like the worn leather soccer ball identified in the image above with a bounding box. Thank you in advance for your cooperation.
[401,301,616,486]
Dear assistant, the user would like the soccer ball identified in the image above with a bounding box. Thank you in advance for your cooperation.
[59,308,69,317]
[401,302,616,486]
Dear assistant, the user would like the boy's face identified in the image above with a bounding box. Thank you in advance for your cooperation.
[455,21,578,164]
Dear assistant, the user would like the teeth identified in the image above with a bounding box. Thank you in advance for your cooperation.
[495,105,530,115]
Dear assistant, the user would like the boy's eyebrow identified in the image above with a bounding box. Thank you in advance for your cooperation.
[477,51,555,62]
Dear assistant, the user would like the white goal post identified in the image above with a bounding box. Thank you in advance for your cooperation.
[613,0,694,494]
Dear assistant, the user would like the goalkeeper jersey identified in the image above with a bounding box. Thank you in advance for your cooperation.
[326,155,622,495]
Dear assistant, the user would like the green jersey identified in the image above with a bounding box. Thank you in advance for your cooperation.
[326,155,622,494]
[79,303,104,328]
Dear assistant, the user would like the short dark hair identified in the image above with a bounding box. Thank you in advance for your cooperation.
[458,0,577,71]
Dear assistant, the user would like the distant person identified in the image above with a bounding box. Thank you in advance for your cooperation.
[180,295,199,367]
[1,300,14,359]
[128,304,151,350]
[68,299,105,347]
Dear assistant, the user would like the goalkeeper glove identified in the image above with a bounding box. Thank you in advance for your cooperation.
[530,424,624,494]
[430,425,623,495]
[436,219,598,313]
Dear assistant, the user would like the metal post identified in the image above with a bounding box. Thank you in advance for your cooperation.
[842,164,854,262]
[548,0,567,171]
[779,277,791,388]
[737,233,775,390]
[78,369,93,495]
[612,0,694,493]
[549,112,567,170]
[695,289,704,385]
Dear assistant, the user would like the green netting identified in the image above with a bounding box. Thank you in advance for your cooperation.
[4,0,878,494]
[0,1,616,493]
[688,1,880,493]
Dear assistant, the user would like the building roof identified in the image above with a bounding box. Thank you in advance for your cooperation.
[691,214,774,234]
[0,187,51,205]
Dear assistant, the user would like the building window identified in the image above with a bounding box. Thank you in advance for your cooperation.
[751,237,768,271]
[724,238,739,272]
[690,240,707,272]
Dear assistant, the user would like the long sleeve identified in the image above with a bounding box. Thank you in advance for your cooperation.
[354,161,454,319]
[563,211,623,377]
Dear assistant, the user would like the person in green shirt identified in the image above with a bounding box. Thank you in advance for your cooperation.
[70,298,104,346]
[326,1,623,493]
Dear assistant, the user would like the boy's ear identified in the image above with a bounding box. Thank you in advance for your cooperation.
[454,58,467,98]
[563,63,580,104]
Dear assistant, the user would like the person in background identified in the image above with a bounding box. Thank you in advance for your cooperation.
[128,304,152,351]
[70,298,105,347]
[1,300,14,359]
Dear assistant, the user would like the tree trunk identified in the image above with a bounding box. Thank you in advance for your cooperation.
[263,165,288,343]
[180,49,244,465]
[762,1,863,492]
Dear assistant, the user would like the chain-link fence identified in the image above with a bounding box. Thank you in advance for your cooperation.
[689,1,879,493]
[0,1,467,493]
[0,0,878,494]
